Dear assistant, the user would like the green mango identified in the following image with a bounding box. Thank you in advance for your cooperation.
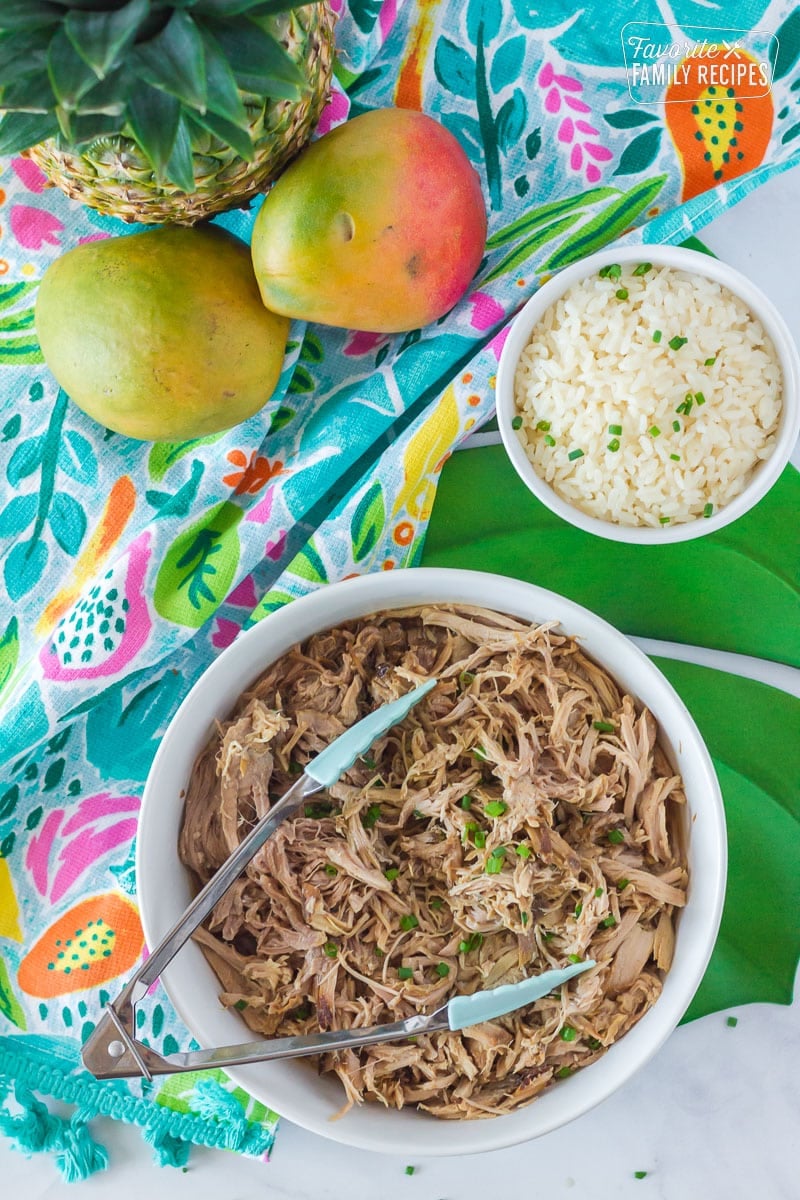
[36,226,289,442]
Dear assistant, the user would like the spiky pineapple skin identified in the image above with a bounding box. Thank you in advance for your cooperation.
[27,4,336,226]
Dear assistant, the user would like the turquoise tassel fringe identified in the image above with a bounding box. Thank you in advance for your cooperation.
[0,1043,276,1175]
[0,1085,108,1182]
[142,1124,191,1169]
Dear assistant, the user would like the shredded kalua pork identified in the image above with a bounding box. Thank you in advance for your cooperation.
[179,605,688,1119]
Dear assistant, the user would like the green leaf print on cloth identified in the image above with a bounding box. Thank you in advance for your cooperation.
[154,502,243,628]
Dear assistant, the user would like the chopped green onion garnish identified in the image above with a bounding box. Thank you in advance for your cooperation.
[543,433,556,446]
[460,794,473,810]
[536,420,551,431]
[397,967,413,981]
[459,671,475,689]
[607,829,625,844]
[652,329,662,343]
[669,335,688,351]
[670,454,680,462]
[491,845,506,858]
[435,962,450,977]
[705,356,716,366]
[607,438,620,453]
[323,941,338,958]
[520,912,529,925]
[289,760,303,775]
[324,864,338,876]
[556,1066,573,1079]
[568,448,584,462]
[543,931,555,942]
[633,262,652,276]
[602,915,617,928]
[305,802,333,818]
[374,946,385,957]
[659,516,671,525]
[560,1025,577,1042]
[516,844,531,859]
[472,745,488,762]
[413,808,425,819]
[293,1005,311,1020]
[485,800,507,818]
[405,1166,415,1176]
[672,420,681,432]
[384,867,399,881]
[615,288,629,301]
[595,887,604,897]
[361,754,376,769]
[608,263,622,279]
[568,953,582,964]
[400,914,419,931]
[703,503,714,518]
[486,855,503,875]
[695,391,706,405]
[608,424,622,436]
[511,415,523,431]
[574,902,583,918]
[634,1171,648,1180]
[649,425,661,437]
[429,898,444,910]
[593,720,616,733]
[234,999,248,1011]
[727,1015,738,1027]
[459,933,483,954]
[473,830,486,849]
[362,804,382,829]
[586,1037,602,1050]
[617,878,630,891]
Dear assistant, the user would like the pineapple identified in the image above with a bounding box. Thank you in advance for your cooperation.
[0,1,335,225]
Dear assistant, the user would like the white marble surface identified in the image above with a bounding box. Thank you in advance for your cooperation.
[1,168,798,1197]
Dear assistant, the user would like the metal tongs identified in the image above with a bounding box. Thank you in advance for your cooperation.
[82,681,594,1081]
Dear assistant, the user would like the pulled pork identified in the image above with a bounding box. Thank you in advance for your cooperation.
[179,605,688,1119]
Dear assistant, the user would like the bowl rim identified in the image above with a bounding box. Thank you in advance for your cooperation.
[495,244,800,545]
[137,568,727,1156]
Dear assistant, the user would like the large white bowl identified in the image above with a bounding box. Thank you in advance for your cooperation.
[137,569,726,1156]
[496,245,800,545]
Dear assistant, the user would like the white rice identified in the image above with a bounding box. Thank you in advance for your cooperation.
[513,264,782,527]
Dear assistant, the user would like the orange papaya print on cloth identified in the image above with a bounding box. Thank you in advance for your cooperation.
[17,892,143,998]
[35,474,136,635]
[666,48,773,201]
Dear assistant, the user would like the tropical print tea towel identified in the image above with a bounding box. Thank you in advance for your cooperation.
[1,0,799,1180]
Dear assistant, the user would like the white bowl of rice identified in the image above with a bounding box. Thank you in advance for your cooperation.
[496,245,799,543]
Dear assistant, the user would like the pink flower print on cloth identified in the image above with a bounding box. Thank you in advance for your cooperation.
[539,62,613,183]
[26,794,141,904]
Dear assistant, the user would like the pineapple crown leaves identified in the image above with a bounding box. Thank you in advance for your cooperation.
[0,0,317,190]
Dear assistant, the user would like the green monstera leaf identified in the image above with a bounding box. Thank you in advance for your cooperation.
[424,446,800,668]
[155,501,243,628]
[423,444,800,1017]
